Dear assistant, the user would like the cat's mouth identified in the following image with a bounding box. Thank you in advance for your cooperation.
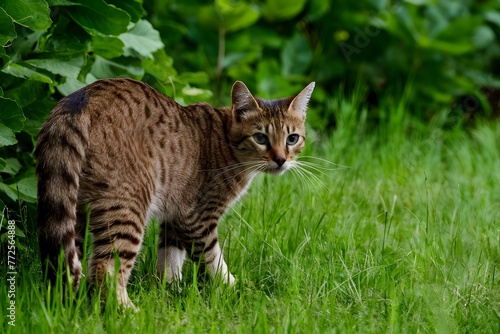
[264,161,289,175]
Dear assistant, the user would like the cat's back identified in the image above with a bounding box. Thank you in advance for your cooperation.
[55,78,178,125]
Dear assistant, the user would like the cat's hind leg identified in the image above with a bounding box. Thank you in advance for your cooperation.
[157,223,186,284]
[87,203,146,309]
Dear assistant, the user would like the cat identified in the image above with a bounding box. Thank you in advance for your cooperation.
[36,78,315,308]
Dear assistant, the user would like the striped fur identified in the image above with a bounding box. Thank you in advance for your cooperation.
[36,78,314,307]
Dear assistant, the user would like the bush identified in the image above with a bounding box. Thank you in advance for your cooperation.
[1,0,500,218]
[0,0,213,216]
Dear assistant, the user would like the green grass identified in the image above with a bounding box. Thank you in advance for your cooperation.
[1,98,499,333]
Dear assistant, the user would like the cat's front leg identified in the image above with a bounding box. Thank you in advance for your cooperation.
[204,241,236,285]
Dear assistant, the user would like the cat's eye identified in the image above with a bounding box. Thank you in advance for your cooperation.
[286,134,300,145]
[253,133,269,145]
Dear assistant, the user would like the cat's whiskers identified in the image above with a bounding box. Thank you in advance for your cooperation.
[293,161,339,181]
[298,155,350,169]
[288,161,332,193]
[219,161,266,182]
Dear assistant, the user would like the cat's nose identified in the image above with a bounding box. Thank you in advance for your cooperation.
[274,155,286,168]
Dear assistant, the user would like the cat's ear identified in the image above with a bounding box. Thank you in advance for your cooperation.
[289,82,315,116]
[231,81,260,117]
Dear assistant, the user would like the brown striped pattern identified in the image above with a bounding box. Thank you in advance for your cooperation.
[36,78,314,307]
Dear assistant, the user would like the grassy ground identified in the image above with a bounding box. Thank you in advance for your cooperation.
[1,97,499,333]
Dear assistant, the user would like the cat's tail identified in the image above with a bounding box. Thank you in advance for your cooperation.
[35,94,91,288]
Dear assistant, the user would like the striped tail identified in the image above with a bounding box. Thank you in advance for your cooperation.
[35,93,90,288]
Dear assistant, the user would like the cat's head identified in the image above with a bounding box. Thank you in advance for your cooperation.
[229,81,315,175]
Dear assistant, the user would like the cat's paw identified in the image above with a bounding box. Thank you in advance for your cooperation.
[168,280,183,293]
[117,290,138,312]
[225,272,236,286]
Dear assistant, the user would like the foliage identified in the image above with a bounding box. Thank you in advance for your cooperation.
[1,94,499,333]
[2,0,500,213]
[147,0,500,128]
[0,0,210,215]
[0,1,499,331]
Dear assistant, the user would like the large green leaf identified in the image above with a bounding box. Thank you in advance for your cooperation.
[281,33,312,77]
[261,0,306,21]
[21,97,56,136]
[0,0,51,31]
[90,56,143,79]
[0,8,16,47]
[1,63,54,83]
[0,97,25,132]
[92,35,125,59]
[143,49,177,82]
[26,56,85,79]
[43,31,87,56]
[106,0,145,23]
[9,176,37,203]
[425,16,482,55]
[56,77,89,96]
[0,181,18,201]
[472,25,495,49]
[1,158,21,176]
[198,0,260,32]
[119,20,164,59]
[3,80,47,108]
[484,10,500,27]
[0,123,17,147]
[66,0,131,36]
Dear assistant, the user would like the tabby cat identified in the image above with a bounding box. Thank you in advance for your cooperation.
[36,78,314,307]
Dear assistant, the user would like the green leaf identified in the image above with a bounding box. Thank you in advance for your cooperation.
[0,123,17,147]
[484,10,500,27]
[3,79,47,108]
[15,226,26,238]
[1,158,21,176]
[0,181,18,201]
[44,32,87,56]
[106,0,145,23]
[261,0,306,21]
[143,49,177,82]
[9,176,37,203]
[198,0,260,32]
[90,56,144,79]
[427,16,482,55]
[25,56,85,79]
[119,20,164,59]
[0,8,16,47]
[0,158,5,172]
[92,35,125,59]
[21,97,56,136]
[472,25,495,49]
[0,97,25,132]
[281,33,312,77]
[1,63,54,83]
[256,59,299,99]
[0,0,51,31]
[56,77,88,96]
[67,0,131,36]
[177,72,209,86]
[305,0,330,22]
